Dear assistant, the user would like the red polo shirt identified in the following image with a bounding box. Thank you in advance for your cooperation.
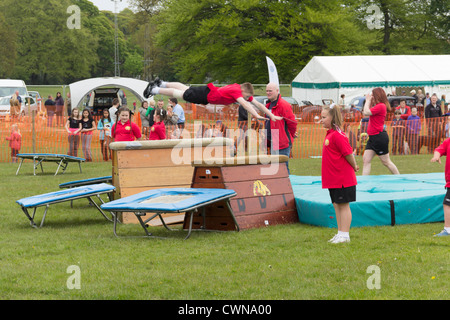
[206,83,253,105]
[322,128,357,189]
[112,120,141,141]
[149,121,166,140]
[367,103,387,135]
[435,138,450,188]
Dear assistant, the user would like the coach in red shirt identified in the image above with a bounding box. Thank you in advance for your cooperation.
[265,82,297,174]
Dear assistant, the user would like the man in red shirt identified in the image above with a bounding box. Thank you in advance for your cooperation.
[144,78,281,122]
[265,82,297,173]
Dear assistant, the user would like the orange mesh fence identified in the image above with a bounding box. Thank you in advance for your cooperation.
[0,106,446,163]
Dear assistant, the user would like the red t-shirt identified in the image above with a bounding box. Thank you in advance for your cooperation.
[112,121,141,141]
[206,83,253,105]
[367,103,387,135]
[435,138,450,188]
[149,122,166,140]
[321,128,357,189]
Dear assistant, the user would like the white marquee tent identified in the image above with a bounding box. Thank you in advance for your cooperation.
[291,55,450,106]
[69,77,150,109]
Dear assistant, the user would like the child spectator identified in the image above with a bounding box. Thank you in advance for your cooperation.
[97,108,113,161]
[139,100,150,139]
[320,104,359,243]
[445,116,450,139]
[80,109,96,161]
[6,124,21,163]
[65,108,81,157]
[430,141,450,236]
[112,107,142,142]
[391,110,406,155]
[343,123,357,154]
[406,108,421,154]
[148,112,166,140]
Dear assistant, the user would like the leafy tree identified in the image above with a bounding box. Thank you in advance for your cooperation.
[0,13,16,78]
[0,0,98,84]
[152,0,376,84]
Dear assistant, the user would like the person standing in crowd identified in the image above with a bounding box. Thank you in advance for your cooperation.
[425,93,443,153]
[80,109,95,161]
[264,82,297,174]
[109,98,120,125]
[155,98,167,120]
[145,99,156,129]
[320,104,358,244]
[391,110,405,155]
[149,112,166,140]
[362,87,400,175]
[9,92,21,122]
[111,107,142,142]
[164,104,179,138]
[5,124,21,163]
[55,92,64,127]
[97,108,113,161]
[65,92,72,117]
[406,107,421,154]
[65,108,82,157]
[139,100,150,139]
[417,89,425,105]
[169,98,185,129]
[395,99,411,120]
[44,95,56,127]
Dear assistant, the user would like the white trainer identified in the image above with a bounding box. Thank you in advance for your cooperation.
[330,235,350,244]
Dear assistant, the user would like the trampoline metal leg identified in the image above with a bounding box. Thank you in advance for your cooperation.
[16,159,24,175]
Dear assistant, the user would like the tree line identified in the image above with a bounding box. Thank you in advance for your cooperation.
[0,0,448,85]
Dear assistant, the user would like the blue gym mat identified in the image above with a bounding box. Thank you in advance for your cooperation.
[290,173,446,228]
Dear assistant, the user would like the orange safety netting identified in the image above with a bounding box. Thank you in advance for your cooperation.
[0,104,447,162]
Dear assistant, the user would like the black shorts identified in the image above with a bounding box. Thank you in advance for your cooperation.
[183,86,210,105]
[365,130,389,155]
[328,185,356,204]
[443,188,450,206]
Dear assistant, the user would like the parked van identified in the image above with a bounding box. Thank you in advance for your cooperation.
[0,79,28,97]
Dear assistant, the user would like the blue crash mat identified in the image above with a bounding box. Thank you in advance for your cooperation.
[290,173,446,228]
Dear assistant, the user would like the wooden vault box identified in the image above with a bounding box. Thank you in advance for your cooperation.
[186,155,298,231]
[110,138,234,224]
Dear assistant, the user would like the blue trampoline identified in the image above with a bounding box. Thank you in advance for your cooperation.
[16,153,85,176]
[101,188,237,239]
[291,173,446,228]
[59,176,113,189]
[16,183,116,228]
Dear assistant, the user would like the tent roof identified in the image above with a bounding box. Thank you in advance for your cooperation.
[292,55,450,89]
[69,77,150,109]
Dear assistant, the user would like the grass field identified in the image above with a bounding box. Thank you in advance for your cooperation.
[1,154,449,301]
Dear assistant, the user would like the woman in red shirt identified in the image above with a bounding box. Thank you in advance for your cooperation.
[111,107,142,142]
[320,104,359,243]
[362,87,400,175]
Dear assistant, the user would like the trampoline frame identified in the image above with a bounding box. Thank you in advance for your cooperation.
[15,153,85,176]
[17,184,116,228]
[103,191,238,240]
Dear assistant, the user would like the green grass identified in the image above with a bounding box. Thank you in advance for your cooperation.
[0,155,448,300]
